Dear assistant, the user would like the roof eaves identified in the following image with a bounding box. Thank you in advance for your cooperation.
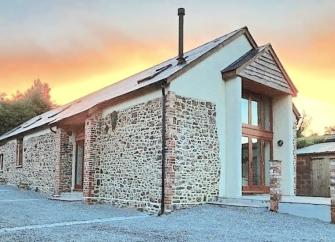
[221,47,264,80]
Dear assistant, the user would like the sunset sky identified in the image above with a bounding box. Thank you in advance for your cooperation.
[0,0,334,134]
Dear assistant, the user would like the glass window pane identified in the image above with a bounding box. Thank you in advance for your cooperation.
[241,98,249,124]
[252,138,261,185]
[251,100,259,126]
[75,142,84,187]
[241,137,249,186]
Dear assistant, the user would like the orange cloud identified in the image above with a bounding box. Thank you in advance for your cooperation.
[0,26,175,104]
[276,31,335,134]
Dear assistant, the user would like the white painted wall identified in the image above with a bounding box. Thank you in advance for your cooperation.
[23,127,54,141]
[273,95,295,195]
[224,77,242,197]
[169,34,253,197]
[102,89,162,117]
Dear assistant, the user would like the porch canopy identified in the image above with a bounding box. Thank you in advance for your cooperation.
[221,44,298,97]
[221,44,298,197]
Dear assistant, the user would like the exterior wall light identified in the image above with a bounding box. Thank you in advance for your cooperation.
[277,140,284,147]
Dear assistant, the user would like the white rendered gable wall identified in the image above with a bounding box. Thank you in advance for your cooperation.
[169,34,253,197]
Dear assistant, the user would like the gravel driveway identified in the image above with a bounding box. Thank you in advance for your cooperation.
[0,185,334,242]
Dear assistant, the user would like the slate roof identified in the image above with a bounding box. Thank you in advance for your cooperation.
[297,142,335,155]
[0,27,254,141]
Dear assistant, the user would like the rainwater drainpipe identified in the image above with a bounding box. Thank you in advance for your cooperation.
[159,81,167,216]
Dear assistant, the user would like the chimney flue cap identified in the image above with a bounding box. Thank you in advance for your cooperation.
[178,8,185,15]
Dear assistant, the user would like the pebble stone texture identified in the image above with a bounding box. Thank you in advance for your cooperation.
[330,159,335,223]
[1,92,219,214]
[92,98,163,212]
[90,92,220,213]
[0,132,58,194]
[165,93,220,211]
[84,111,103,204]
[269,160,282,212]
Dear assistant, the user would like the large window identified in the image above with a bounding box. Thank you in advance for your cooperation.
[16,138,23,168]
[241,92,272,131]
[241,91,273,193]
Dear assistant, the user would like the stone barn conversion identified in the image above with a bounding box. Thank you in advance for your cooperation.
[0,11,299,214]
[297,140,335,197]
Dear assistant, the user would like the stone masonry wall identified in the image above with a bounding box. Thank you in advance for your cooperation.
[0,132,58,194]
[93,98,163,213]
[55,129,74,194]
[166,93,220,210]
[89,93,220,213]
[84,112,102,203]
[0,140,17,184]
[293,119,297,195]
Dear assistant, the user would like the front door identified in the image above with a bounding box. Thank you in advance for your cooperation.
[241,91,273,194]
[242,137,271,193]
[74,140,84,191]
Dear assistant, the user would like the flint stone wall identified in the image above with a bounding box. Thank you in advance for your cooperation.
[167,94,220,209]
[93,98,163,213]
[92,93,220,213]
[0,132,57,194]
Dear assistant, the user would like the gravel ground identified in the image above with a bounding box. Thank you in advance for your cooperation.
[0,185,335,242]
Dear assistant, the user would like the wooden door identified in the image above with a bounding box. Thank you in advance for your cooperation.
[242,137,271,194]
[311,158,330,197]
[74,140,84,191]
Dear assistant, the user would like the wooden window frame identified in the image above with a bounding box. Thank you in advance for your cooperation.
[74,139,85,191]
[242,90,273,194]
[0,154,3,172]
[16,138,23,168]
[242,91,273,133]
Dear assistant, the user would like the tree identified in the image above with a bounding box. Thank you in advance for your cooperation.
[297,111,311,138]
[0,80,54,135]
[325,126,335,135]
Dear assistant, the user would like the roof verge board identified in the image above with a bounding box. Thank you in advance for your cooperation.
[222,44,298,96]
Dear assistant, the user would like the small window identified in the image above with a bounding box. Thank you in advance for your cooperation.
[16,138,23,167]
[241,98,249,124]
[0,154,3,171]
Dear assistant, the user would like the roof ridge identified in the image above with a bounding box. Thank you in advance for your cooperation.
[0,26,251,141]
[57,27,245,108]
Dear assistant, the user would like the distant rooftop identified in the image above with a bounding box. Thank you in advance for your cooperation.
[297,142,335,155]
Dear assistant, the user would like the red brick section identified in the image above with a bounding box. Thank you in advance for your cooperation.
[164,92,177,213]
[83,111,102,204]
[330,159,335,224]
[296,156,312,196]
[269,160,282,212]
[53,128,67,197]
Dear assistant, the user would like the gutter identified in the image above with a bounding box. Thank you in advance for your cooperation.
[159,81,167,215]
